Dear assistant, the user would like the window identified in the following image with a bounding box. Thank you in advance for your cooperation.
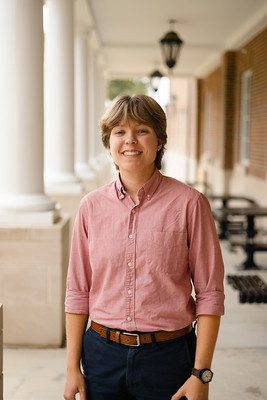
[204,93,211,154]
[239,70,252,164]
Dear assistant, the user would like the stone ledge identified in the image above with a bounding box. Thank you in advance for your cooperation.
[0,217,70,347]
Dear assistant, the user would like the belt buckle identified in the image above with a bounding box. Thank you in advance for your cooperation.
[122,332,140,347]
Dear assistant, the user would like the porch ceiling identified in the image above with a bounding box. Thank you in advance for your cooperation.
[76,0,267,79]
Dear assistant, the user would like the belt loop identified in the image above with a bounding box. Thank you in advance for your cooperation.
[150,332,157,347]
[114,330,121,344]
[106,328,110,343]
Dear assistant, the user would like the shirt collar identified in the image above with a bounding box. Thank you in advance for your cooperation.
[115,175,126,200]
[115,168,163,201]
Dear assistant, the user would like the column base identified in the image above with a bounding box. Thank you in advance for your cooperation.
[0,193,60,226]
[0,209,60,227]
[45,172,83,194]
[75,163,96,181]
[0,193,56,212]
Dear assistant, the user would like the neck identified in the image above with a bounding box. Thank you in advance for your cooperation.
[120,167,156,203]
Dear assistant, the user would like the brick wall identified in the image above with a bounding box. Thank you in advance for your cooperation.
[196,79,203,161]
[234,27,267,180]
[222,51,236,169]
[198,26,267,180]
[198,66,224,165]
[198,52,236,170]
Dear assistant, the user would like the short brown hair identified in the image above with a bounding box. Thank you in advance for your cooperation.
[100,94,167,169]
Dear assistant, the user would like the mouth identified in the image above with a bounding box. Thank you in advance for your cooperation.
[122,151,142,156]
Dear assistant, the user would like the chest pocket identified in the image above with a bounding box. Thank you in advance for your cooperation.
[146,231,188,274]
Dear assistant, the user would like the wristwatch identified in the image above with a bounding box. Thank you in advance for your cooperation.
[191,368,213,384]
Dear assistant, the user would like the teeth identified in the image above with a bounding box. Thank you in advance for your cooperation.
[124,151,140,156]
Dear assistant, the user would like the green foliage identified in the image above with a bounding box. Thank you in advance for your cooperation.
[107,79,149,100]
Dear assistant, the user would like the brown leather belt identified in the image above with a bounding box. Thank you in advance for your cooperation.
[90,321,192,347]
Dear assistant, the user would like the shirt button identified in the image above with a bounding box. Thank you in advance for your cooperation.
[132,209,136,214]
[128,262,132,267]
[128,290,132,295]
[129,234,133,239]
[147,194,151,199]
[127,316,132,322]
[120,194,124,199]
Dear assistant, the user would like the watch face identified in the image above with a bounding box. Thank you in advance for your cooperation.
[201,369,213,382]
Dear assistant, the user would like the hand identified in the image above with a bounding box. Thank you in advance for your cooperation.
[171,375,209,400]
[64,368,87,400]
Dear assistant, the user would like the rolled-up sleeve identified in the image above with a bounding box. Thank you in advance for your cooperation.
[188,193,225,316]
[65,198,91,314]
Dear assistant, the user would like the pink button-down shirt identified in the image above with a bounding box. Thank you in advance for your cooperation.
[65,169,224,332]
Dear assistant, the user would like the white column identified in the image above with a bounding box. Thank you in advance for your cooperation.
[0,0,56,224]
[74,26,94,179]
[93,55,109,166]
[88,47,97,170]
[44,0,80,191]
[88,51,107,167]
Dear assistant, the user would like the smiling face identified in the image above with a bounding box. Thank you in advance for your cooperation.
[100,94,167,170]
[109,119,162,177]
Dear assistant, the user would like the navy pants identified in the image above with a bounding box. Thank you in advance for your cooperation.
[81,327,196,400]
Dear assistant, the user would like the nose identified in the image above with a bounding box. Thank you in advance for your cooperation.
[125,131,137,144]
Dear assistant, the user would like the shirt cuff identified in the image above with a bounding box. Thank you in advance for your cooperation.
[65,289,89,314]
[195,290,225,316]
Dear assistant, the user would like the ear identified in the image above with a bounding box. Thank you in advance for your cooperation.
[157,142,162,151]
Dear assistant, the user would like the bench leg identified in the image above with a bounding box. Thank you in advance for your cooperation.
[218,220,228,239]
[238,244,260,270]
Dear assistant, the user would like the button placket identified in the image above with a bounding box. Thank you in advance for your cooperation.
[125,206,137,329]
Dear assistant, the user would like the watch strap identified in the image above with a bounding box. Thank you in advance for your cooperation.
[192,367,201,378]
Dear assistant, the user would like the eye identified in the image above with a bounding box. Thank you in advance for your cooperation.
[138,128,149,134]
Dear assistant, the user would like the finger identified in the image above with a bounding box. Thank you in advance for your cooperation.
[63,387,78,400]
[79,386,87,400]
[63,393,75,400]
[171,388,184,400]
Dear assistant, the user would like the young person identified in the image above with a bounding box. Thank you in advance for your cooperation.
[64,94,225,400]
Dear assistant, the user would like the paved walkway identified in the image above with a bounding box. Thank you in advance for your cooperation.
[3,242,267,400]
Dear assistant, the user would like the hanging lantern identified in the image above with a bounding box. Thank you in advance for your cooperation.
[160,20,183,69]
[150,69,163,92]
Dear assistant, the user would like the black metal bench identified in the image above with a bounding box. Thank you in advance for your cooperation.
[213,206,267,270]
[229,237,267,270]
[227,274,267,303]
[210,195,258,240]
